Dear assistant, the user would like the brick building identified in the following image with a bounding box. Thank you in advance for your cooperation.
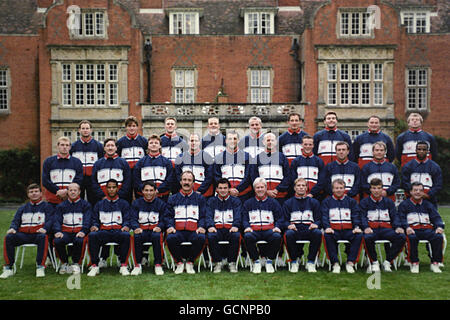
[0,0,448,167]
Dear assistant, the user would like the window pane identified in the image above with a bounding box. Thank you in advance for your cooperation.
[109,83,118,105]
[75,64,84,81]
[416,13,427,33]
[341,12,349,35]
[251,88,260,103]
[248,13,258,34]
[185,88,195,103]
[328,64,337,81]
[351,64,359,81]
[0,88,7,109]
[418,88,427,109]
[407,88,416,109]
[85,13,94,36]
[361,83,370,104]
[86,83,95,105]
[260,70,270,87]
[361,64,370,81]
[261,13,270,34]
[86,64,94,81]
[418,69,427,86]
[97,83,105,105]
[340,64,349,81]
[175,88,184,103]
[362,12,370,35]
[63,83,72,105]
[175,70,184,87]
[351,83,359,104]
[374,82,383,105]
[96,64,105,81]
[340,83,349,105]
[185,13,195,34]
[95,12,104,36]
[328,83,336,105]
[62,64,71,81]
[374,64,383,80]
[185,70,194,87]
[251,70,260,87]
[109,64,118,82]
[351,13,360,35]
[75,83,84,105]
[261,88,270,103]
[403,13,414,33]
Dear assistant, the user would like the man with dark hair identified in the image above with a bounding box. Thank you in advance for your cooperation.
[87,179,132,277]
[278,113,309,166]
[401,141,442,205]
[206,178,242,273]
[1,184,54,278]
[117,116,148,170]
[398,182,445,273]
[360,178,405,273]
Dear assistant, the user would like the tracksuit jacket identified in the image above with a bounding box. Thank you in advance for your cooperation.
[91,154,132,201]
[252,151,291,199]
[320,159,361,198]
[361,160,400,198]
[313,128,353,166]
[395,129,437,167]
[133,153,175,198]
[42,154,83,204]
[161,133,189,165]
[352,130,395,168]
[401,158,442,204]
[201,133,226,160]
[117,134,148,169]
[175,150,214,197]
[278,129,309,165]
[70,137,104,176]
[238,133,265,159]
[290,151,324,196]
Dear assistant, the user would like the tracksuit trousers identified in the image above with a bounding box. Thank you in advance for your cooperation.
[406,229,444,263]
[3,232,49,267]
[244,229,282,261]
[166,230,206,263]
[88,230,131,265]
[284,227,322,262]
[323,229,363,264]
[207,229,241,263]
[132,230,164,265]
[363,228,406,263]
[53,232,88,265]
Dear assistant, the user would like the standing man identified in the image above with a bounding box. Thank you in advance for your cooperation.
[175,133,214,198]
[253,133,291,205]
[53,183,92,275]
[201,117,226,160]
[321,179,363,274]
[214,130,253,202]
[165,171,207,274]
[161,117,189,166]
[117,116,148,170]
[0,184,54,278]
[134,134,175,202]
[401,141,442,206]
[283,178,322,273]
[398,182,445,273]
[352,116,395,168]
[70,120,104,206]
[242,178,283,274]
[130,181,169,276]
[313,111,353,166]
[278,113,309,166]
[206,178,242,273]
[91,138,132,203]
[238,116,265,159]
[361,141,400,201]
[42,136,83,207]
[87,179,132,277]
[319,142,361,200]
[290,135,324,198]
[360,178,405,273]
[396,113,437,167]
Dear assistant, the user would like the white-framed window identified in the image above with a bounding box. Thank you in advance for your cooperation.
[109,131,118,139]
[63,131,72,141]
[95,131,106,142]
[249,69,271,103]
[169,11,200,35]
[62,62,119,107]
[72,10,107,38]
[339,10,373,37]
[0,68,10,112]
[406,68,429,110]
[173,69,195,103]
[401,11,430,33]
[344,129,362,142]
[327,62,383,106]
[245,12,275,35]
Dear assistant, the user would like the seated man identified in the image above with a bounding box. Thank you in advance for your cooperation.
[165,171,207,274]
[283,178,322,273]
[206,178,242,273]
[87,179,132,277]
[130,181,169,276]
[398,182,445,273]
[242,178,283,274]
[53,183,92,275]
[322,179,363,274]
[360,178,406,273]
[1,184,54,279]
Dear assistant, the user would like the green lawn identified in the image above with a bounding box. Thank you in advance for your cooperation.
[0,207,449,300]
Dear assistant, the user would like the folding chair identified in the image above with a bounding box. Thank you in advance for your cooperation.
[14,243,56,271]
[141,241,171,269]
[98,242,134,269]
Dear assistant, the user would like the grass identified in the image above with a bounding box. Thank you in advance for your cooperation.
[0,208,449,300]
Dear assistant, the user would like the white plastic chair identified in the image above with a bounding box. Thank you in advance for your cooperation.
[98,242,134,268]
[14,243,56,271]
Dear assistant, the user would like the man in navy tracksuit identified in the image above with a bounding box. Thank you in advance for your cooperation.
[165,171,207,274]
[130,181,169,276]
[134,134,175,202]
[396,113,437,168]
[401,141,442,206]
[201,117,226,160]
[319,141,361,200]
[161,117,189,166]
[70,120,104,206]
[322,179,363,274]
[53,183,92,275]
[352,116,395,168]
[238,116,265,159]
[253,133,291,205]
[283,178,322,273]
[313,111,353,166]
[290,135,324,198]
[278,113,309,166]
[91,138,132,203]
[42,136,83,207]
[242,178,283,274]
[1,184,54,279]
[214,130,253,203]
[175,133,214,198]
[361,141,400,201]
[206,178,242,273]
[360,178,405,273]
[87,179,132,277]
[398,182,445,273]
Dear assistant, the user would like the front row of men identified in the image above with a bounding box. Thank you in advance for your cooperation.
[1,173,445,278]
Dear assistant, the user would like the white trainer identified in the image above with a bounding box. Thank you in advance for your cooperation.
[252,261,262,274]
[290,262,299,273]
[332,263,341,274]
[430,263,442,273]
[228,262,238,273]
[185,262,195,274]
[72,264,81,275]
[59,263,69,275]
[213,262,223,274]
[155,265,164,276]
[131,265,142,276]
[0,267,14,279]
[265,261,275,273]
[346,262,355,274]
[306,262,317,273]
[382,260,392,272]
[371,261,380,272]
[410,263,419,273]
[87,266,100,277]
[36,267,45,278]
[119,265,130,276]
[174,262,184,274]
